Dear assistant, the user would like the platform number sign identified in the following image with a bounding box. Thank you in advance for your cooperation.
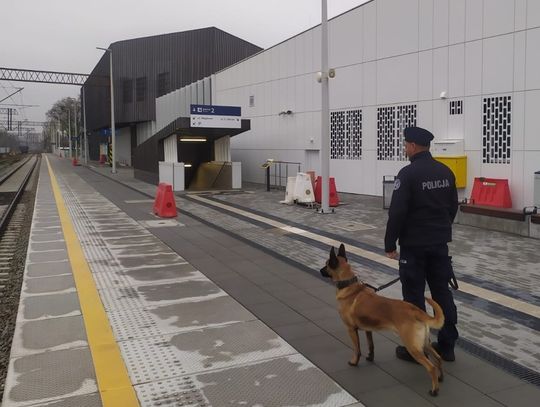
[190,104,241,129]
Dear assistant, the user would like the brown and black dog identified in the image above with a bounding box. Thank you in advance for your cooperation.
[320,244,445,396]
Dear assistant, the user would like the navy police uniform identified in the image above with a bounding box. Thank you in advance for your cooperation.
[385,126,459,354]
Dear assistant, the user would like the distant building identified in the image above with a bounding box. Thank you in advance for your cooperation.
[83,27,261,183]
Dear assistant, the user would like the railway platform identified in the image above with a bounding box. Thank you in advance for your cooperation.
[2,154,539,407]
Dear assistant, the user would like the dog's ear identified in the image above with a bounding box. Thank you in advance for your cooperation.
[338,243,347,259]
[329,246,339,269]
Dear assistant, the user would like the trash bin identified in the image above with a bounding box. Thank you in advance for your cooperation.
[383,175,395,209]
[535,171,540,206]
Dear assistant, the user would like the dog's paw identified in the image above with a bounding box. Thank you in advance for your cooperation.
[429,389,439,397]
[366,353,374,362]
[348,358,360,367]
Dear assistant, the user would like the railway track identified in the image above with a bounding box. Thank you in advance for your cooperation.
[0,154,40,399]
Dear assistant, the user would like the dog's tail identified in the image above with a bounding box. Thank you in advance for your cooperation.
[425,297,445,329]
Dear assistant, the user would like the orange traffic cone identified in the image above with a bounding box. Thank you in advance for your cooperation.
[153,183,177,218]
[314,176,340,207]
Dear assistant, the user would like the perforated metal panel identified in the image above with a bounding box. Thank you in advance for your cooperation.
[377,104,416,161]
[330,111,346,159]
[331,109,362,160]
[450,99,463,115]
[483,95,511,164]
[377,106,395,160]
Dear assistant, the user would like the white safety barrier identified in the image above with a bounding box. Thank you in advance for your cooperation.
[294,172,315,203]
[280,177,296,204]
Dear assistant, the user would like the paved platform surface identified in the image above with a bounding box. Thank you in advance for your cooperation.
[3,154,540,407]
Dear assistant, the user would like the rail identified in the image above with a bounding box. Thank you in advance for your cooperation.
[0,155,33,185]
[0,155,39,235]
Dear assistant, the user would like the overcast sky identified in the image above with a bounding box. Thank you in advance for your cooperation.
[1,0,369,128]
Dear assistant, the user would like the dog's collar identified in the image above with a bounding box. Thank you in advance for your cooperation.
[335,276,358,290]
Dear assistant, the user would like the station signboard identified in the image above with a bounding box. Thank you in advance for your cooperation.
[190,104,241,129]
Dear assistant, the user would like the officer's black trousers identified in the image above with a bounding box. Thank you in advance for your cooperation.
[398,244,458,349]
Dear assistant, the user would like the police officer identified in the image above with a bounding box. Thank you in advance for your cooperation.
[385,126,459,362]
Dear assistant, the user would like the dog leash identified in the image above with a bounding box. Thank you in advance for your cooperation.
[364,277,401,292]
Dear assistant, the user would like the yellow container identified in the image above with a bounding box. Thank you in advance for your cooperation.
[434,155,467,188]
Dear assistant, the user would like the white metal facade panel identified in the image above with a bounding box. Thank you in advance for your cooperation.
[163,134,177,163]
[514,31,527,91]
[466,0,484,41]
[433,100,449,140]
[524,151,540,205]
[465,40,483,96]
[376,0,418,59]
[511,150,525,209]
[482,34,514,94]
[214,136,230,162]
[524,90,540,150]
[449,44,466,98]
[116,127,131,166]
[433,0,450,47]
[526,27,540,89]
[329,6,363,68]
[449,0,466,44]
[515,0,527,30]
[433,47,449,99]
[418,50,433,100]
[528,0,540,28]
[376,53,418,105]
[512,91,525,151]
[362,61,377,106]
[419,0,434,50]
[483,0,515,37]
[464,96,483,151]
[329,65,362,109]
[362,1,377,61]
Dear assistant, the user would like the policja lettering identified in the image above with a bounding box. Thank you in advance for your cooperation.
[422,179,450,190]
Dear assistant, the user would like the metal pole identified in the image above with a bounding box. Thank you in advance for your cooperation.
[320,0,330,213]
[109,49,117,174]
[82,87,88,164]
[68,110,72,159]
[74,103,78,160]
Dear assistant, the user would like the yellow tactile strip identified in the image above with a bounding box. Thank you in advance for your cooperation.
[45,156,140,407]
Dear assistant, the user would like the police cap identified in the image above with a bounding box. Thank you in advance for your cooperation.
[404,126,434,146]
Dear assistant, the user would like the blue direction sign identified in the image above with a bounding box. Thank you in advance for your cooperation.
[100,128,115,136]
[190,104,241,129]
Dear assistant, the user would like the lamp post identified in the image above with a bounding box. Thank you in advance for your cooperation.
[97,46,116,174]
[82,86,88,165]
[319,0,330,213]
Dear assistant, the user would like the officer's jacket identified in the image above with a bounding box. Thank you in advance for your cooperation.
[384,150,458,252]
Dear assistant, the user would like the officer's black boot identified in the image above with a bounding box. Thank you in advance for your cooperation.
[395,346,419,364]
[432,342,455,362]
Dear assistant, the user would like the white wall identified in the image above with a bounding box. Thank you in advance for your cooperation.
[156,77,212,132]
[163,134,177,162]
[209,0,540,208]
[116,127,131,166]
[136,121,156,146]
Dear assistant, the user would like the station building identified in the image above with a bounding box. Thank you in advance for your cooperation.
[83,27,261,184]
[87,0,540,208]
